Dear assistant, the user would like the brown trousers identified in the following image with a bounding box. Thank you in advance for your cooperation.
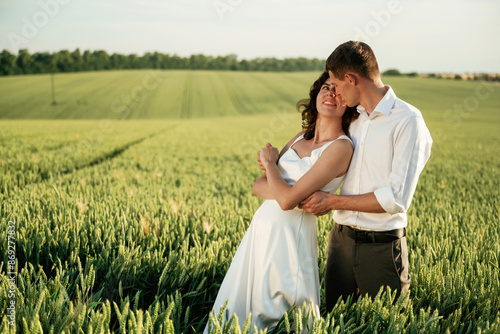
[324,224,411,311]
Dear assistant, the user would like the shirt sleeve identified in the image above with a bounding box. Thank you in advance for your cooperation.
[374,115,433,214]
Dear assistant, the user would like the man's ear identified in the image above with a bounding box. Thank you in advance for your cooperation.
[345,73,358,85]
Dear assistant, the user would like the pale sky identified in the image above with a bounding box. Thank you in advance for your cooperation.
[1,0,499,73]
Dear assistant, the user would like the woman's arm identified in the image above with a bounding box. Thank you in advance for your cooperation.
[252,172,273,199]
[260,139,353,211]
[252,131,304,200]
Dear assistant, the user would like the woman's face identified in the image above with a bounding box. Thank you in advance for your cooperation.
[316,78,347,118]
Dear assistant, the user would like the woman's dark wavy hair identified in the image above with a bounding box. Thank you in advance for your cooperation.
[297,71,359,140]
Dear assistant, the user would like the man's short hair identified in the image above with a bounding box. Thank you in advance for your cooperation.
[326,41,380,81]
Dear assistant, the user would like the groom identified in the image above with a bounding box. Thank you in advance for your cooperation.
[299,41,432,311]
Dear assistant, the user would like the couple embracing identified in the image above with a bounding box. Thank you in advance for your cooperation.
[205,41,433,333]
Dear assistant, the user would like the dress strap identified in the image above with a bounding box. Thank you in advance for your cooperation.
[290,133,305,148]
[316,135,353,155]
[335,135,353,146]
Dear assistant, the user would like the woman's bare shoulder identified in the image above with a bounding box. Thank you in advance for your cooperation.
[280,131,305,155]
[287,131,305,146]
[322,136,354,157]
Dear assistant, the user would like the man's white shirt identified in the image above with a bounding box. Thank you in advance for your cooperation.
[333,85,433,231]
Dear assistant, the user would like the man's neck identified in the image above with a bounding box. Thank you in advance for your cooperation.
[359,78,387,115]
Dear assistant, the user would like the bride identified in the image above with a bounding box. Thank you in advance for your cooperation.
[205,71,358,333]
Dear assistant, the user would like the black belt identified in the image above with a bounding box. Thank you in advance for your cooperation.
[338,224,406,243]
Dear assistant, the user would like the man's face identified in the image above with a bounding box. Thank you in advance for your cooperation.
[328,70,357,107]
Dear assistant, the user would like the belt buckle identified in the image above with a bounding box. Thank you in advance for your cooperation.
[354,231,368,243]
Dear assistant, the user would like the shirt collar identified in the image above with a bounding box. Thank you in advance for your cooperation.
[356,85,397,118]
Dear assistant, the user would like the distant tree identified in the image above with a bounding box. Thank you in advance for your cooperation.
[190,54,210,70]
[406,72,418,77]
[92,50,110,70]
[454,74,462,80]
[227,54,239,70]
[0,50,17,75]
[310,58,324,71]
[110,53,128,70]
[50,52,58,73]
[428,73,436,78]
[210,56,227,70]
[159,54,171,69]
[382,68,401,76]
[257,57,281,71]
[128,54,140,69]
[295,57,312,71]
[71,48,83,71]
[151,52,164,69]
[169,54,187,69]
[82,50,92,71]
[142,52,153,68]
[32,52,53,73]
[238,59,254,71]
[17,49,32,74]
[282,58,296,71]
[56,50,73,72]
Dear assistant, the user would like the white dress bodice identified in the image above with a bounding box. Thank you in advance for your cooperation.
[278,134,352,195]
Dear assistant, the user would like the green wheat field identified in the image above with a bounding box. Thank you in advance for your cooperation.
[0,70,499,333]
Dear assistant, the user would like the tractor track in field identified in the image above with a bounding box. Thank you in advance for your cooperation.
[181,72,193,118]
[247,73,299,105]
[53,105,73,119]
[220,74,254,115]
[26,140,78,154]
[24,126,175,187]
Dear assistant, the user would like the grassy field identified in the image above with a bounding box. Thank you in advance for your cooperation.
[0,71,499,333]
[0,70,319,119]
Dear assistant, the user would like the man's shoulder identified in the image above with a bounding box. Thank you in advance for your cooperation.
[391,98,432,142]
[392,98,424,119]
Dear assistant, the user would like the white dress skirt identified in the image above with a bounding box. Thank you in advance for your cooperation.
[205,135,351,333]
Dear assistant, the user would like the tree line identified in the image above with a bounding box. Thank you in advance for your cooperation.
[0,49,326,75]
[382,68,500,82]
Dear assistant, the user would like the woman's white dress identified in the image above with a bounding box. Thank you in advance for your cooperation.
[205,134,351,333]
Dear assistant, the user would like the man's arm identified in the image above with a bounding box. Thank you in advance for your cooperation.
[372,115,433,214]
[299,191,385,216]
[300,115,432,217]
